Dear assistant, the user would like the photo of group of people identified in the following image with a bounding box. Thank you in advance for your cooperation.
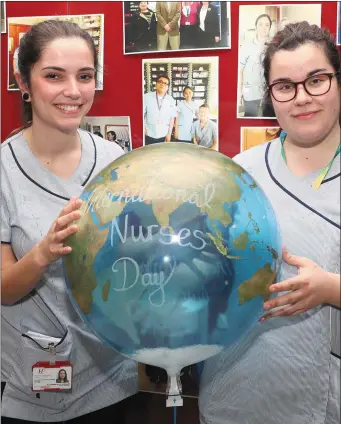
[1,2,6,33]
[7,14,104,90]
[123,1,231,54]
[237,4,322,118]
[80,116,132,153]
[143,56,219,150]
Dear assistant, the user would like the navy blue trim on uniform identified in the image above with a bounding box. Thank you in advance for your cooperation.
[331,351,341,360]
[8,143,70,201]
[1,241,11,244]
[81,132,97,186]
[322,173,341,184]
[265,143,341,230]
[8,132,97,201]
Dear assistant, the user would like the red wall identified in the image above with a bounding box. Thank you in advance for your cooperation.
[1,1,340,158]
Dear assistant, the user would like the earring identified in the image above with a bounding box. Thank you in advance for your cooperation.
[22,92,30,101]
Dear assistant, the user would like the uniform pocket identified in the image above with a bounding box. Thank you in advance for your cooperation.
[5,330,75,410]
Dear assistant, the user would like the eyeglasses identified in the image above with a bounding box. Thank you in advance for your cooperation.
[268,71,340,102]
[157,80,169,86]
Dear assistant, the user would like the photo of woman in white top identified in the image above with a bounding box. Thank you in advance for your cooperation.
[174,86,199,143]
[238,13,272,117]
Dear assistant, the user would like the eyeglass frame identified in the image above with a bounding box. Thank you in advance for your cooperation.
[267,71,340,103]
[157,79,169,86]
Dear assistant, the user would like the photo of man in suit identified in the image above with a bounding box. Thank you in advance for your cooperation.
[156,2,181,50]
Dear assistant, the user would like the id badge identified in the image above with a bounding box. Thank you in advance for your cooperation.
[32,361,72,391]
[185,21,190,25]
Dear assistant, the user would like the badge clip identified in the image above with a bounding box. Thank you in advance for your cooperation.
[48,342,56,365]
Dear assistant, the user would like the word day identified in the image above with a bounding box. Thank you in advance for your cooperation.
[111,257,175,307]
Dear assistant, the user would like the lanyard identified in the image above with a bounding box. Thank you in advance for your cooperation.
[280,130,341,190]
[156,92,166,112]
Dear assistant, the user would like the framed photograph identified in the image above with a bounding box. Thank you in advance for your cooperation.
[123,1,231,55]
[337,2,340,46]
[7,14,104,91]
[1,1,6,34]
[143,56,219,150]
[240,127,281,152]
[80,116,132,152]
[237,4,322,119]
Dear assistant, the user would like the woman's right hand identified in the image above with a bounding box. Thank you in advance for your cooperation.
[35,197,83,267]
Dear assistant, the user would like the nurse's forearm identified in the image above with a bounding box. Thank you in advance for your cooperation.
[168,118,175,137]
[1,245,48,305]
[325,273,341,308]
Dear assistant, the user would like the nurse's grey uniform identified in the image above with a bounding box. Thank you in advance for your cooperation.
[1,130,138,422]
[177,100,199,141]
[199,139,340,424]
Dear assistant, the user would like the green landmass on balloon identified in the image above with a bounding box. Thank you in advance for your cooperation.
[238,263,276,305]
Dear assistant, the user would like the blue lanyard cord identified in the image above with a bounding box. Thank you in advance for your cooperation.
[279,130,341,190]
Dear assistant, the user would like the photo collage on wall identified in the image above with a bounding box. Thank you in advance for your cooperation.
[4,2,340,153]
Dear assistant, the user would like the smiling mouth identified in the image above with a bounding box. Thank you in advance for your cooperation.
[55,105,81,113]
[294,111,319,119]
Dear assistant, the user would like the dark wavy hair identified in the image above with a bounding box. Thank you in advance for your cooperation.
[13,20,97,135]
[262,21,341,125]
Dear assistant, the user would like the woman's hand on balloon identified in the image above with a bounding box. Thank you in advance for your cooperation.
[260,248,332,321]
[35,197,82,267]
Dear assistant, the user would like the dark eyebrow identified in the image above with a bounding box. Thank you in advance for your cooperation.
[271,68,329,84]
[41,66,95,72]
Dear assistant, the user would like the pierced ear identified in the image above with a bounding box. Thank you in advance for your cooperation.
[15,72,30,98]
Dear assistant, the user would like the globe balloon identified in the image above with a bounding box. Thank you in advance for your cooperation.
[63,142,281,398]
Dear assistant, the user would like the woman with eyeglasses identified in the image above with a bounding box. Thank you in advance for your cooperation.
[199,22,340,424]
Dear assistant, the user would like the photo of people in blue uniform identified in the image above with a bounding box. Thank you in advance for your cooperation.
[143,56,219,149]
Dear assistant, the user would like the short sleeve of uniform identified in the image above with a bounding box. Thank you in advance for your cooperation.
[93,133,125,171]
[191,121,196,137]
[1,171,12,243]
[169,96,177,118]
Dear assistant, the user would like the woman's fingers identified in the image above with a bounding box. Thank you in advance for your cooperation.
[58,198,82,219]
[261,305,306,321]
[55,210,81,231]
[264,289,302,310]
[54,225,79,243]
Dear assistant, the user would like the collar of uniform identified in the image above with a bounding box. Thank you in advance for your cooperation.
[8,130,97,201]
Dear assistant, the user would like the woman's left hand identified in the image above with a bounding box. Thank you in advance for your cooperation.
[215,36,220,43]
[260,248,331,321]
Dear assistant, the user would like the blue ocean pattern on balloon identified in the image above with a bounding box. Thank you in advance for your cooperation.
[63,142,281,380]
